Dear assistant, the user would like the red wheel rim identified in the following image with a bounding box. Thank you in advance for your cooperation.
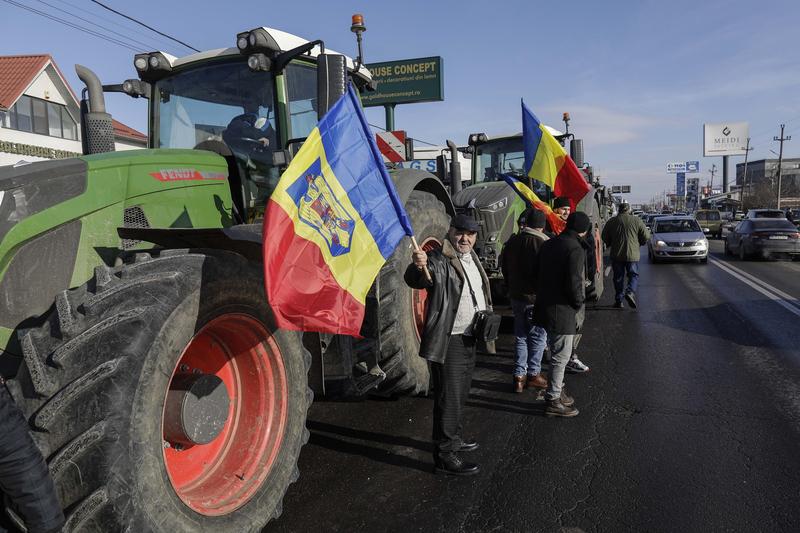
[411,237,442,341]
[162,313,288,516]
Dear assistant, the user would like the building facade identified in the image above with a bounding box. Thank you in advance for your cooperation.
[736,158,800,207]
[0,54,146,167]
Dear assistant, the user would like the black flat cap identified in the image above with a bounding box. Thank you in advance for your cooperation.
[451,213,480,232]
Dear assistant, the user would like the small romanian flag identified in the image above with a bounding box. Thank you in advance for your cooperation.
[522,100,590,210]
[263,85,413,336]
[501,174,566,235]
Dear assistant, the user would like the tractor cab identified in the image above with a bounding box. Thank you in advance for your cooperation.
[98,27,373,223]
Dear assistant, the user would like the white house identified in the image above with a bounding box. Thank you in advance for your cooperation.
[0,54,146,166]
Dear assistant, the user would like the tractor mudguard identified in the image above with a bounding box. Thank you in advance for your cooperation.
[117,225,263,262]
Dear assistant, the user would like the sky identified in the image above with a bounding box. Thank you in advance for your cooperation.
[2,0,799,203]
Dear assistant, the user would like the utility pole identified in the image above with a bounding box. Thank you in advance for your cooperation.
[774,124,792,209]
[709,163,717,197]
[741,137,753,202]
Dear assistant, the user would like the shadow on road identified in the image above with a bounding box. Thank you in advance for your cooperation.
[307,420,433,453]
[307,429,432,473]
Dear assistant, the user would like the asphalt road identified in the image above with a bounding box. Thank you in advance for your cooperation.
[265,242,800,533]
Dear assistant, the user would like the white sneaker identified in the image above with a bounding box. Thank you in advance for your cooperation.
[566,356,590,374]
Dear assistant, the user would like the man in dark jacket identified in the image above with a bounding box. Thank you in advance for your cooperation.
[601,203,650,308]
[500,209,549,392]
[533,212,591,417]
[405,214,492,476]
[1,379,65,533]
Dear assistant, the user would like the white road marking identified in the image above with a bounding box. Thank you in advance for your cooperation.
[710,258,800,318]
[712,256,798,302]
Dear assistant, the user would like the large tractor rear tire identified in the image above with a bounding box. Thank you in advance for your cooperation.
[5,250,311,532]
[371,190,450,396]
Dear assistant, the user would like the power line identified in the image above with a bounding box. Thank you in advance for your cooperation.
[2,0,140,52]
[90,0,199,53]
[49,0,182,53]
[33,0,162,53]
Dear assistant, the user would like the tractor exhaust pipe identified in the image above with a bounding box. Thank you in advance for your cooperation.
[76,64,115,155]
[446,139,462,196]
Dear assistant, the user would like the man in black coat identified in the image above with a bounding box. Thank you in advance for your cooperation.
[405,214,492,476]
[500,209,549,392]
[533,212,591,417]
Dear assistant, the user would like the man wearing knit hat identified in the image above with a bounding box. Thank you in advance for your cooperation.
[500,208,550,393]
[545,197,571,236]
[533,211,592,417]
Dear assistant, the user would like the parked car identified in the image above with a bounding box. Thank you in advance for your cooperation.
[695,209,723,238]
[745,209,785,219]
[724,218,800,260]
[648,216,709,263]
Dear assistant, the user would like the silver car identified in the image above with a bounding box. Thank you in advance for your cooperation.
[647,216,709,263]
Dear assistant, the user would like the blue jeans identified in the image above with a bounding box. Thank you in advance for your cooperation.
[612,260,639,303]
[510,299,548,377]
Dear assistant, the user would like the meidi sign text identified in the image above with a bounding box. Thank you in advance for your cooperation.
[703,122,749,156]
[363,57,443,107]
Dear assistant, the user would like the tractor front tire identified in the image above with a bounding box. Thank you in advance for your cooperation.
[371,190,450,396]
[5,250,311,532]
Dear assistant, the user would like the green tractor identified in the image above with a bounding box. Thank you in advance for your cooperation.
[0,25,452,532]
[448,124,611,302]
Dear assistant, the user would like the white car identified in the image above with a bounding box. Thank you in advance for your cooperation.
[648,216,709,263]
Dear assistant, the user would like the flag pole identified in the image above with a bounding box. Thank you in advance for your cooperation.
[410,235,433,284]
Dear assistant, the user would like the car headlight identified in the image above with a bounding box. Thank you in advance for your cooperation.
[483,198,507,212]
[655,240,667,248]
[696,239,708,248]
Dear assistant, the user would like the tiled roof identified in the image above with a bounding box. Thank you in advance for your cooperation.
[0,54,50,110]
[0,54,147,142]
[112,119,147,142]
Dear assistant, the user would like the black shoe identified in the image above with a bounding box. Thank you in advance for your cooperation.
[457,439,479,452]
[613,301,624,309]
[434,453,480,476]
[625,291,637,308]
[545,399,579,417]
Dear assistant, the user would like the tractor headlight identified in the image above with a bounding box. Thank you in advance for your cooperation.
[134,52,172,82]
[237,36,249,50]
[483,198,507,212]
[134,56,148,71]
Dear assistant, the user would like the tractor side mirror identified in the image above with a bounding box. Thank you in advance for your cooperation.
[317,54,347,120]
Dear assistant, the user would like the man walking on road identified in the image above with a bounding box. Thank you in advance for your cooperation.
[500,209,549,393]
[601,203,650,309]
[405,214,492,476]
[533,212,591,417]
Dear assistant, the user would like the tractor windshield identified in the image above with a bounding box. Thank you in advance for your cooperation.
[474,137,550,198]
[474,138,526,184]
[154,60,279,221]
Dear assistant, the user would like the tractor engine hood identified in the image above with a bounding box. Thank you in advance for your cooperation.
[452,181,510,212]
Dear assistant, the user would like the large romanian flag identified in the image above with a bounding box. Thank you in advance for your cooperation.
[263,85,413,336]
[522,101,590,210]
[501,174,566,235]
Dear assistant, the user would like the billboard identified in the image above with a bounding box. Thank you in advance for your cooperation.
[667,161,700,173]
[363,57,444,107]
[676,172,686,197]
[667,162,686,173]
[703,122,749,156]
